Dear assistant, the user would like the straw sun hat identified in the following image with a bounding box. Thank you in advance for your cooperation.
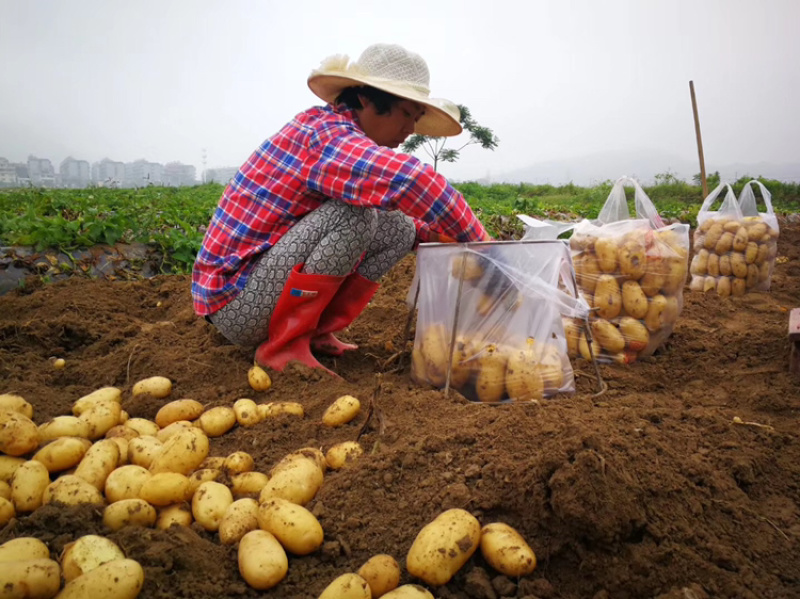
[307,43,462,137]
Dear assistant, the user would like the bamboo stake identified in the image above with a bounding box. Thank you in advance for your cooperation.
[689,81,708,197]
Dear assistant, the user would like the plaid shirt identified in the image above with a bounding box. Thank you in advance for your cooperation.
[191,104,490,316]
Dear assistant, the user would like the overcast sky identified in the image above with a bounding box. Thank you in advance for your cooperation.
[1,0,798,184]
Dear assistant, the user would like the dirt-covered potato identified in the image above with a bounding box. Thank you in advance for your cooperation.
[593,274,622,320]
[237,530,288,590]
[594,237,618,273]
[0,537,50,562]
[74,439,120,490]
[139,472,191,506]
[318,573,371,599]
[618,317,650,352]
[257,496,324,555]
[132,376,172,398]
[224,451,254,475]
[79,400,122,440]
[60,535,126,582]
[105,465,152,503]
[72,387,122,416]
[11,460,51,512]
[406,508,481,586]
[155,399,204,429]
[257,402,304,420]
[258,453,324,506]
[103,498,158,530]
[621,280,648,319]
[247,365,272,392]
[322,394,361,427]
[233,398,261,427]
[0,393,33,418]
[149,427,209,475]
[591,319,625,354]
[198,406,237,437]
[56,558,144,599]
[325,441,364,470]
[33,437,92,473]
[380,585,435,599]
[43,475,105,507]
[156,504,193,529]
[126,435,163,469]
[0,409,39,456]
[479,522,537,577]
[231,471,269,497]
[504,339,544,402]
[474,344,507,403]
[0,559,61,599]
[218,498,259,545]
[358,554,401,598]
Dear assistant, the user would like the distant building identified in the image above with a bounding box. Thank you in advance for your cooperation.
[124,159,164,187]
[92,158,126,187]
[60,156,91,188]
[0,157,17,186]
[163,162,197,187]
[27,155,56,187]
[205,167,238,185]
[14,164,30,186]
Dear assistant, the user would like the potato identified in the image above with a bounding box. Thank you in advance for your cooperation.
[105,465,152,503]
[123,418,160,437]
[155,420,194,443]
[730,252,748,278]
[237,530,288,590]
[576,252,601,293]
[732,277,747,297]
[231,472,270,497]
[591,319,625,354]
[594,236,618,272]
[732,226,748,252]
[480,522,537,576]
[644,295,668,332]
[219,498,259,544]
[620,281,648,319]
[0,496,13,527]
[718,254,732,277]
[154,399,204,429]
[717,276,732,298]
[61,535,125,582]
[358,554,401,598]
[562,318,581,359]
[139,472,191,506]
[578,332,602,362]
[0,537,50,562]
[198,406,237,437]
[706,252,719,277]
[504,340,543,402]
[618,239,646,280]
[0,456,26,483]
[0,409,39,456]
[103,498,157,530]
[192,480,233,531]
[318,573,371,599]
[156,503,193,529]
[56,558,144,599]
[233,398,261,427]
[72,387,122,416]
[75,439,120,490]
[381,585,435,599]
[714,231,734,255]
[704,222,723,250]
[419,323,450,386]
[224,451,254,474]
[149,427,209,475]
[0,393,33,418]
[618,317,650,352]
[0,558,61,599]
[79,401,122,440]
[247,365,272,392]
[0,480,9,500]
[322,394,361,427]
[11,460,51,512]
[450,252,485,281]
[257,496,324,555]
[593,274,622,320]
[661,258,688,295]
[746,263,760,289]
[199,456,226,470]
[689,248,709,276]
[475,344,507,403]
[127,435,163,469]
[449,335,477,389]
[43,475,105,506]
[257,402,304,420]
[104,425,138,441]
[33,437,92,473]
[132,376,172,398]
[188,468,223,495]
[259,453,324,506]
[406,508,481,585]
[325,441,364,470]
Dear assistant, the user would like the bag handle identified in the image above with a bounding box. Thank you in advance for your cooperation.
[738,180,775,217]
[597,176,664,229]
[699,182,741,217]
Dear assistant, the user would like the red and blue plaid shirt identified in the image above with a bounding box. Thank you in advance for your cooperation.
[191,104,490,316]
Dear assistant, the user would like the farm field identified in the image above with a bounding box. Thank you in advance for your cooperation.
[0,206,799,598]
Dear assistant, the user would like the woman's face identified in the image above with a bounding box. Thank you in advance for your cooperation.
[358,96,425,149]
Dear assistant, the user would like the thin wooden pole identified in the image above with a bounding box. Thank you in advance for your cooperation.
[689,80,708,197]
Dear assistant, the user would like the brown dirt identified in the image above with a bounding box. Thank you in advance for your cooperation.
[1,220,800,599]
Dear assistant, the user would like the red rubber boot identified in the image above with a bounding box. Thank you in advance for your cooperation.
[255,264,345,375]
[311,272,380,356]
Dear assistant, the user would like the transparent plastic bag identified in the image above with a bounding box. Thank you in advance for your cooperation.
[569,176,690,363]
[517,214,577,241]
[737,180,779,291]
[410,241,590,403]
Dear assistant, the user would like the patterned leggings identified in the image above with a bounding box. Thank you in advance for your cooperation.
[208,201,416,347]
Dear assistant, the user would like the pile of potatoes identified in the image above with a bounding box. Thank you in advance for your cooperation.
[411,323,570,403]
[568,225,689,363]
[0,378,369,595]
[688,215,779,297]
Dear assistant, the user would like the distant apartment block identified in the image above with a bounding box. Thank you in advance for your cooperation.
[92,158,126,187]
[124,159,164,187]
[163,162,197,187]
[60,156,91,188]
[205,167,238,185]
[0,158,16,185]
[27,155,56,187]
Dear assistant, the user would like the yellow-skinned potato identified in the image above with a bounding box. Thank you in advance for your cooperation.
[688,276,705,292]
[594,236,618,273]
[43,474,105,506]
[233,398,261,427]
[358,554,401,598]
[0,393,33,418]
[621,281,648,319]
[257,402,305,420]
[72,387,122,416]
[123,418,160,438]
[644,295,668,332]
[199,456,226,470]
[198,406,237,437]
[322,394,361,427]
[0,480,9,500]
[706,252,719,278]
[732,226,748,251]
[156,420,194,443]
[105,464,152,503]
[0,496,13,526]
[259,454,324,506]
[661,258,688,295]
[139,472,191,506]
[480,522,537,577]
[132,376,172,398]
[0,559,61,599]
[562,318,581,359]
[730,252,748,279]
[450,252,485,281]
[0,537,50,562]
[704,222,723,250]
[156,503,193,529]
[449,335,477,389]
[11,460,51,512]
[591,319,625,354]
[593,274,622,320]
[475,344,507,403]
[231,471,270,497]
[702,275,717,293]
[504,340,543,402]
[576,252,601,293]
[619,317,650,352]
[578,332,602,362]
[618,240,646,280]
[33,437,92,473]
[420,323,449,386]
[192,480,233,531]
[224,451,255,474]
[188,468,223,495]
[104,425,138,441]
[718,254,732,277]
[731,277,746,297]
[747,221,767,241]
[0,456,26,483]
[0,409,39,456]
[219,497,259,545]
[406,508,481,586]
[237,530,288,590]
[103,498,157,530]
[61,535,126,582]
[756,242,769,265]
[149,427,209,475]
[380,585,435,599]
[109,437,130,467]
[758,260,771,283]
[325,441,364,470]
[247,365,272,392]
[746,263,759,289]
[56,558,144,599]
[155,399,204,429]
[717,276,732,298]
[75,439,120,490]
[257,496,324,555]
[79,400,122,440]
[714,231,734,255]
[318,573,371,599]
[690,248,709,276]
[127,435,163,469]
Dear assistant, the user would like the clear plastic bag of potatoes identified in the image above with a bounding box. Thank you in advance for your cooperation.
[689,181,778,295]
[410,240,590,404]
[568,176,690,364]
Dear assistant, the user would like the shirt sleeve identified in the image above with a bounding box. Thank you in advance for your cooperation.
[302,126,491,243]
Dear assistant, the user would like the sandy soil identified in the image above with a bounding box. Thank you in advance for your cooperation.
[1,220,799,599]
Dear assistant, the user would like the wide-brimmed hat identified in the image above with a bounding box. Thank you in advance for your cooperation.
[307,43,462,137]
